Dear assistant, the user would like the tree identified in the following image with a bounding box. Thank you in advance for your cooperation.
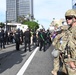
[0,22,5,28]
[17,16,25,23]
[22,21,39,31]
[18,15,30,23]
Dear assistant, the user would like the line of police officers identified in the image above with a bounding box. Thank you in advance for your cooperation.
[51,9,76,75]
[14,28,52,52]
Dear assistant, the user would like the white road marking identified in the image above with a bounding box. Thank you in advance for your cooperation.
[16,47,39,75]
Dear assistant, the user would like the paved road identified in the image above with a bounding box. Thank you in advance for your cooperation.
[24,46,54,75]
[0,44,54,75]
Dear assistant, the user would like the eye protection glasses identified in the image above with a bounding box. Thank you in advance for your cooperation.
[65,16,76,20]
[65,16,73,20]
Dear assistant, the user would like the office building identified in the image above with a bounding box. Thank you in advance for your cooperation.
[6,0,34,22]
[72,0,76,9]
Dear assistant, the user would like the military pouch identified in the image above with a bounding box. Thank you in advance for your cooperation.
[51,49,59,58]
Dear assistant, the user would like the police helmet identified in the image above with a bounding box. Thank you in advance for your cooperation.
[65,9,76,17]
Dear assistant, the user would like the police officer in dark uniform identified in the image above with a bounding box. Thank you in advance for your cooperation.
[32,31,37,46]
[5,30,9,45]
[39,29,46,51]
[14,29,21,51]
[37,30,41,46]
[0,29,5,49]
[24,28,31,52]
[20,30,23,44]
[46,29,52,46]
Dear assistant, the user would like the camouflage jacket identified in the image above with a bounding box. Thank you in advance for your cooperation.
[52,25,69,52]
[67,25,76,59]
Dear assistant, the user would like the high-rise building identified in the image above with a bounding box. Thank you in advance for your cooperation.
[72,0,76,9]
[6,0,34,22]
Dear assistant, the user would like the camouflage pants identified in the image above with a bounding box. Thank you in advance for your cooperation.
[53,57,59,71]
[53,56,67,74]
[67,67,76,75]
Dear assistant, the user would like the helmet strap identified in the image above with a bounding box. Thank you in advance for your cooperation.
[68,18,73,25]
[72,18,74,23]
[69,18,76,27]
[72,17,76,23]
[68,18,74,27]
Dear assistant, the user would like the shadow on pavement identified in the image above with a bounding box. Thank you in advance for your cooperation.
[0,44,38,74]
[5,44,15,49]
[20,44,37,52]
[0,50,26,73]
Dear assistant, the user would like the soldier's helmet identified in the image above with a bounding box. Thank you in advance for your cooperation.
[65,9,76,17]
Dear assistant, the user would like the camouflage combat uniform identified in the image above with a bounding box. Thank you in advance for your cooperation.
[63,9,76,75]
[64,25,76,75]
[52,9,76,75]
[51,25,69,75]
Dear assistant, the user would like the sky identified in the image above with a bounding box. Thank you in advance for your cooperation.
[0,0,72,29]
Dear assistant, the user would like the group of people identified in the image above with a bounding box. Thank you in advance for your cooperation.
[0,25,52,52]
[14,28,52,52]
[37,29,52,51]
[51,9,76,75]
[14,28,31,52]
[1,9,75,75]
[0,29,15,49]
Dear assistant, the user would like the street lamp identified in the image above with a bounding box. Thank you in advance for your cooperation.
[6,11,7,31]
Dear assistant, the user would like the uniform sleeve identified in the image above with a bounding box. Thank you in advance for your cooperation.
[68,26,76,60]
[73,31,76,40]
[52,33,64,46]
[72,26,76,39]
[52,33,64,50]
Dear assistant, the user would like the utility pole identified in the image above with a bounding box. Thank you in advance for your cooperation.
[30,0,34,21]
[6,11,7,31]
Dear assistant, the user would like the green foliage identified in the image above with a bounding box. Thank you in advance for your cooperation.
[0,22,5,28]
[22,21,39,31]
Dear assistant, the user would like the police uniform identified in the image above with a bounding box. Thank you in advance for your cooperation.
[14,29,21,50]
[39,29,46,51]
[24,29,31,52]
[32,31,37,45]
[46,30,52,46]
[0,29,5,49]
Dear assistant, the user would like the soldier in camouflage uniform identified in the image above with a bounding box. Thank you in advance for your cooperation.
[51,9,76,75]
[64,9,76,75]
[51,25,68,75]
